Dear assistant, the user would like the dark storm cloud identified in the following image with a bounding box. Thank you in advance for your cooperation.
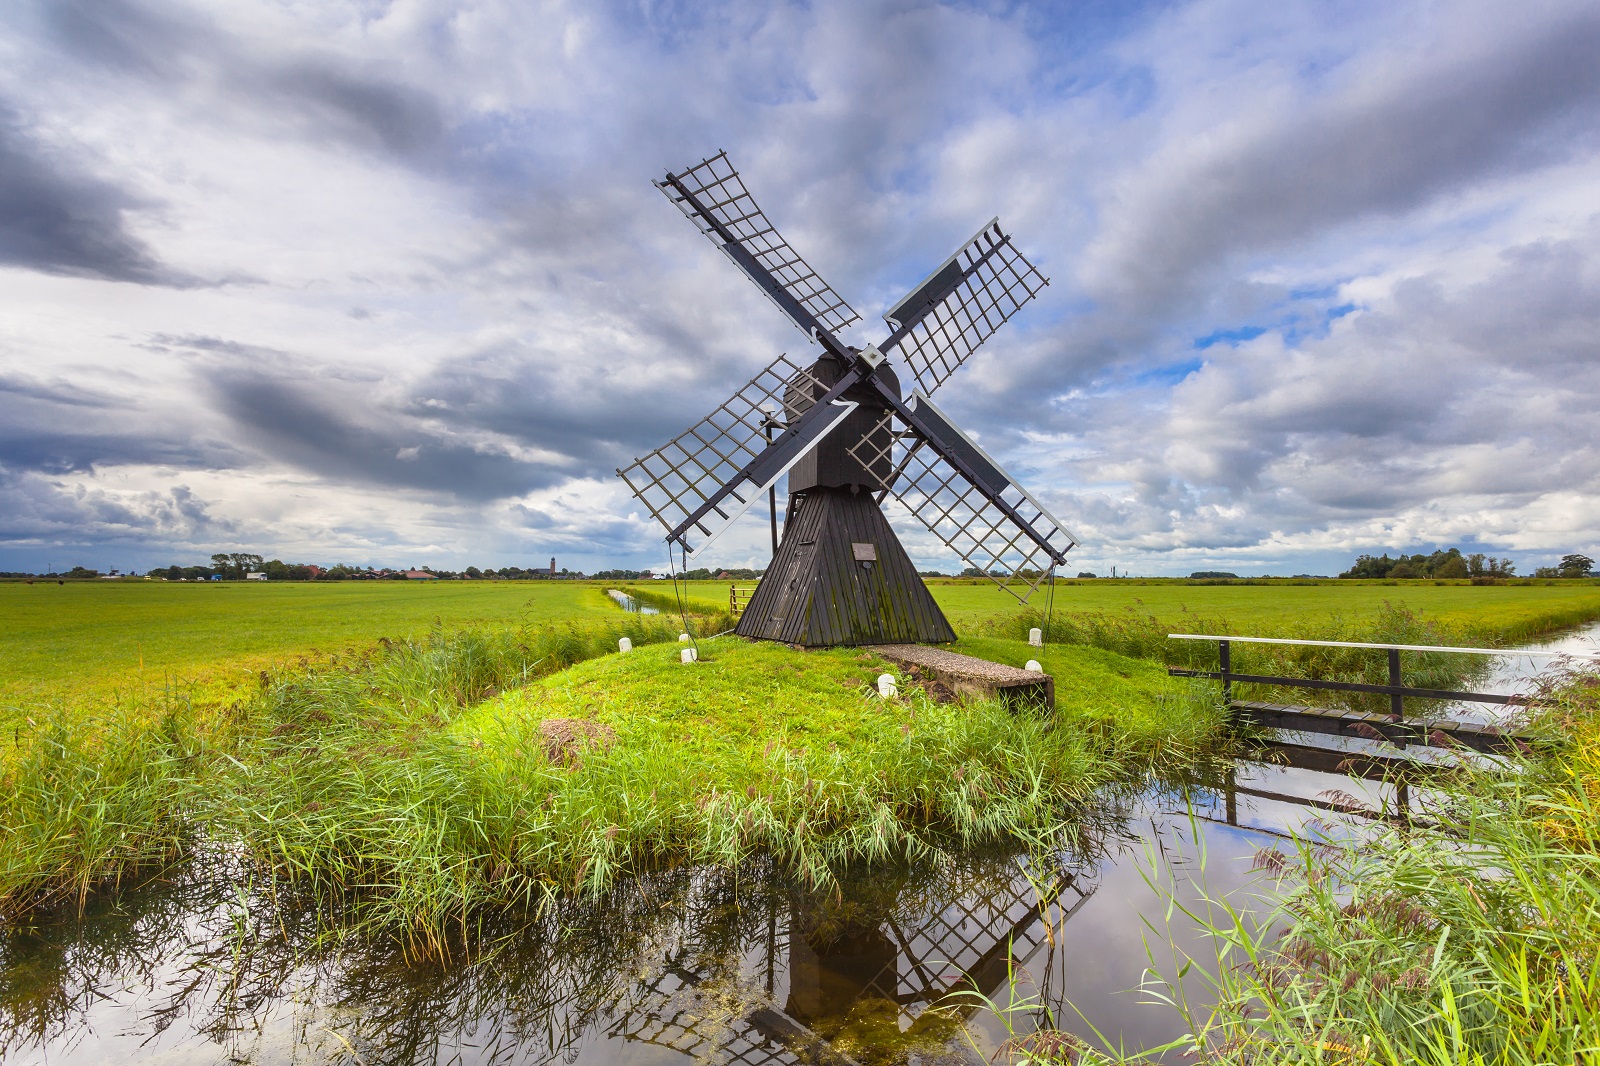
[43,0,448,165]
[201,359,567,501]
[0,465,233,544]
[265,61,446,161]
[407,342,766,478]
[0,371,239,473]
[0,111,190,284]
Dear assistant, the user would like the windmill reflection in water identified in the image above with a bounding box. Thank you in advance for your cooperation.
[613,853,1097,1065]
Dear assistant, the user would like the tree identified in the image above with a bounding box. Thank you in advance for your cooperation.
[1434,556,1469,579]
[1560,554,1595,578]
[1341,554,1398,578]
[1388,562,1421,578]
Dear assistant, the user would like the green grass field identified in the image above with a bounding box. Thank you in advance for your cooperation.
[928,578,1600,634]
[3,574,1599,958]
[634,576,1600,632]
[6,578,1599,709]
[0,580,623,706]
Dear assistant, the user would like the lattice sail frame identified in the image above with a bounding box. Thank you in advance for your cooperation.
[882,220,1049,396]
[618,354,828,546]
[611,855,1098,1062]
[867,856,1095,1024]
[658,151,861,336]
[848,407,1078,603]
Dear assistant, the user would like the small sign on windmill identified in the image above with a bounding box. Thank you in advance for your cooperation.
[618,152,1078,647]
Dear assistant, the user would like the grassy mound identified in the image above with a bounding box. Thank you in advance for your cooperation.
[180,635,1214,950]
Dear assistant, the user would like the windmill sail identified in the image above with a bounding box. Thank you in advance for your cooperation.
[847,392,1078,602]
[659,151,860,339]
[880,220,1049,395]
[617,354,859,551]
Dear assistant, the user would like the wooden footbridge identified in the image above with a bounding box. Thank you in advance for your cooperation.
[1165,634,1562,754]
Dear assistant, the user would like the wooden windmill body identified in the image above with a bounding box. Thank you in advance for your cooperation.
[738,356,953,645]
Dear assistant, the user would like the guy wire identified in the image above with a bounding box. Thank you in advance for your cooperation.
[1044,563,1057,647]
[668,540,699,658]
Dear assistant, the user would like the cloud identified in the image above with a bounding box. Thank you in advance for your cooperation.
[194,354,565,501]
[0,110,191,284]
[0,370,239,474]
[1082,2,1600,321]
[0,465,233,546]
[42,0,448,165]
[0,0,1597,575]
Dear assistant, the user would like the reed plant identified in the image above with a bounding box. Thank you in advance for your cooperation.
[0,697,204,916]
[189,635,1216,954]
[1051,661,1600,1064]
[0,614,697,922]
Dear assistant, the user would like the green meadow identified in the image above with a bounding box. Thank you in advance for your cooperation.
[6,577,1600,708]
[0,579,620,707]
[2,575,1599,946]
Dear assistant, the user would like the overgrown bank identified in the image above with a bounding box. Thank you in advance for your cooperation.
[0,615,697,922]
[1000,664,1600,1064]
[1,620,1215,947]
[5,584,1599,958]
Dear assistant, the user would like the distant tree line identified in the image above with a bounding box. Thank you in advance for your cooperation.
[1536,554,1595,579]
[592,567,766,580]
[1340,549,1595,579]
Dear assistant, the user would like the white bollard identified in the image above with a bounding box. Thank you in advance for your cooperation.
[618,637,632,653]
[1028,627,1043,647]
[681,647,698,664]
[877,673,898,698]
[679,632,690,643]
[1025,659,1043,672]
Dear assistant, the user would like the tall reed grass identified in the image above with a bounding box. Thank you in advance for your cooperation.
[0,702,200,915]
[0,613,697,921]
[1031,662,1600,1064]
[190,634,1210,955]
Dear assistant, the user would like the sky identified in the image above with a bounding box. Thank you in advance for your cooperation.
[1,0,1596,577]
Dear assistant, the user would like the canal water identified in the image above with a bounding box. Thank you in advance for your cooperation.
[0,745,1392,1066]
[1447,616,1600,721]
[4,626,1590,1065]
[608,588,662,614]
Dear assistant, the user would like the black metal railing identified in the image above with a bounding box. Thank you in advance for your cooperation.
[1164,634,1564,754]
[1166,633,1551,709]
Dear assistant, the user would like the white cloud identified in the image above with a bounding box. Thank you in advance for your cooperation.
[0,0,1596,575]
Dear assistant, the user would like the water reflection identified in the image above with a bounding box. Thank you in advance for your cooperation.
[1443,616,1600,724]
[1,745,1426,1065]
[607,589,661,614]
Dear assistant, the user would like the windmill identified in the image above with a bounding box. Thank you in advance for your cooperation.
[618,151,1078,647]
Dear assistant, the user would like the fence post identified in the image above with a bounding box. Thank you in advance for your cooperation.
[1219,640,1232,706]
[1388,646,1406,750]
